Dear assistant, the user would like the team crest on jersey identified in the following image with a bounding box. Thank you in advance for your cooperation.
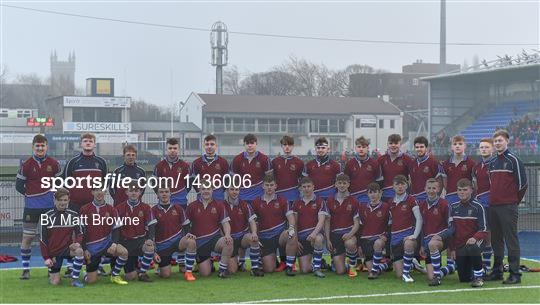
[172,209,178,216]
[211,207,217,214]
[105,212,110,217]
[468,209,473,216]
[433,208,439,215]
[138,211,144,217]
[290,164,296,171]
[376,211,382,217]
[423,166,430,173]
[46,165,53,172]
[215,164,221,171]
[238,209,244,215]
[462,165,468,171]
[346,204,352,211]
[95,162,100,168]
[366,164,372,171]
[325,165,331,170]
[398,160,403,166]
[177,167,182,173]
[401,204,408,211]
[255,161,261,168]
[274,202,280,209]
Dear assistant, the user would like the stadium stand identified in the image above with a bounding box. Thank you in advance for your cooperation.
[461,100,538,144]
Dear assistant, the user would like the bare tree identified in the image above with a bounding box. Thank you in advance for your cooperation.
[223,65,241,95]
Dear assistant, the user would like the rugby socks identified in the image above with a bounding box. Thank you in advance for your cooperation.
[403,251,414,276]
[346,249,358,268]
[66,258,73,271]
[482,246,493,272]
[177,252,186,267]
[71,255,84,279]
[250,246,261,270]
[111,257,127,276]
[473,268,484,279]
[312,248,324,271]
[139,252,154,273]
[218,261,228,273]
[430,250,442,278]
[441,258,456,277]
[21,248,31,271]
[286,256,296,268]
[372,251,388,272]
[185,252,196,272]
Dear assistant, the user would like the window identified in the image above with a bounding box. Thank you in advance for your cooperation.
[225,118,232,132]
[245,119,255,132]
[355,118,360,128]
[269,119,279,132]
[72,108,95,122]
[221,135,242,146]
[281,119,287,132]
[96,108,121,122]
[147,137,162,150]
[213,117,224,132]
[319,120,328,133]
[233,118,243,131]
[185,138,200,151]
[412,78,419,86]
[339,119,346,133]
[258,119,269,132]
[379,119,384,128]
[310,119,319,133]
[329,119,338,133]
[390,119,395,129]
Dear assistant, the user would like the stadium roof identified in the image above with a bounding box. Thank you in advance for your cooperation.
[131,121,200,132]
[195,94,401,115]
[421,63,540,83]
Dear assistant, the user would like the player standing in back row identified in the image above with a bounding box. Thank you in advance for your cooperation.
[304,137,341,200]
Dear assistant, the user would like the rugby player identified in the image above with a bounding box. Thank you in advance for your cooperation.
[303,137,341,200]
[191,134,229,201]
[409,136,442,202]
[378,134,412,201]
[440,135,476,204]
[343,136,381,203]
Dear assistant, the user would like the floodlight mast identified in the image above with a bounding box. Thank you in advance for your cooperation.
[211,21,229,95]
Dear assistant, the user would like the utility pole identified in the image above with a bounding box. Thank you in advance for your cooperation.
[211,21,229,95]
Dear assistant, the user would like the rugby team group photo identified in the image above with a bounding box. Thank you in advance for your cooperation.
[16,129,527,290]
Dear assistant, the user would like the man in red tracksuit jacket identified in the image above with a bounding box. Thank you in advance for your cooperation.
[485,130,528,284]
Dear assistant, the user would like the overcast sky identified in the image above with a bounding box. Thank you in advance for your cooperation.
[1,0,538,107]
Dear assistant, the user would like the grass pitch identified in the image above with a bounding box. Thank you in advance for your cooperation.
[1,258,540,303]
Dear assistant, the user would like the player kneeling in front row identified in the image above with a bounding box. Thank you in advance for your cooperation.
[417,178,455,286]
[357,183,391,279]
[80,187,129,285]
[152,187,197,281]
[388,175,423,283]
[251,174,298,275]
[185,185,233,278]
[449,178,489,288]
[40,188,85,287]
[115,182,156,282]
[325,173,360,277]
[223,186,264,276]
[292,176,329,278]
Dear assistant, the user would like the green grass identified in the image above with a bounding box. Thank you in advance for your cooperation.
[1,260,540,303]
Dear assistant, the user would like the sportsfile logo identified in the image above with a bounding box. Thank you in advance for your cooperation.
[40,173,180,191]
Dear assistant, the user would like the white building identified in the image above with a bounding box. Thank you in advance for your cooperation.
[182,93,403,155]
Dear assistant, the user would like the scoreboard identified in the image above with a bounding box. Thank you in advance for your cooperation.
[26,117,55,127]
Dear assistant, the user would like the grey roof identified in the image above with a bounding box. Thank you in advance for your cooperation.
[131,121,201,132]
[421,63,540,81]
[197,94,401,115]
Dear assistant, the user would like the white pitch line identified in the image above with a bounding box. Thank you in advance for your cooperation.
[234,285,540,304]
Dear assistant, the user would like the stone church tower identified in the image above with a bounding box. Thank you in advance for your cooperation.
[50,50,75,96]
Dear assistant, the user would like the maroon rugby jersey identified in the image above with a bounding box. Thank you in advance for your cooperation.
[358,202,391,239]
[343,156,381,196]
[304,158,341,193]
[223,200,256,238]
[251,195,291,239]
[326,195,359,234]
[152,158,190,196]
[115,200,156,240]
[271,155,304,192]
[389,195,418,234]
[185,200,229,240]
[440,155,476,197]
[40,208,84,259]
[378,152,412,190]
[79,202,119,247]
[152,204,187,245]
[409,154,441,197]
[291,196,328,238]
[231,151,271,187]
[418,197,450,238]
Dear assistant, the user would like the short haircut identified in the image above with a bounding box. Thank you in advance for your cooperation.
[479,138,493,145]
[452,135,466,143]
[204,134,217,142]
[123,144,137,154]
[414,136,429,147]
[280,135,294,145]
[493,129,510,140]
[263,173,276,183]
[127,180,141,190]
[81,133,96,142]
[315,137,328,147]
[367,182,381,193]
[166,138,179,146]
[388,134,401,143]
[355,136,370,146]
[335,173,350,183]
[32,134,48,145]
[425,178,440,187]
[54,188,70,200]
[244,133,257,144]
[393,174,408,185]
[299,176,314,186]
[457,178,472,188]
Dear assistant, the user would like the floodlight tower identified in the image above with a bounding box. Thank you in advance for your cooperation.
[439,0,447,73]
[211,21,229,95]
